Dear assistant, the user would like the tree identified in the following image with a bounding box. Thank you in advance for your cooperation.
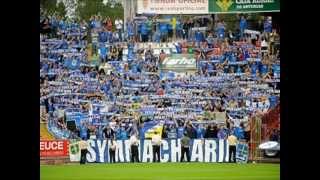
[40,0,58,15]
[76,0,123,22]
[56,2,67,17]
[40,0,66,17]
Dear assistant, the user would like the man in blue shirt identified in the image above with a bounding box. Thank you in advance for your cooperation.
[99,31,108,43]
[195,30,204,47]
[264,16,272,39]
[176,122,185,139]
[234,125,245,140]
[196,124,205,139]
[239,16,247,38]
[99,44,108,63]
[159,23,168,42]
[260,63,268,76]
[176,19,183,39]
[269,95,278,108]
[140,22,149,42]
[251,62,258,75]
[127,21,135,40]
[216,20,226,39]
[272,64,280,78]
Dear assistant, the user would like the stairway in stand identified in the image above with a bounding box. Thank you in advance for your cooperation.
[40,122,55,140]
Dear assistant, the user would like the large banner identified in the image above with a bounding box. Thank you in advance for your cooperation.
[40,140,69,157]
[84,139,234,163]
[209,0,280,13]
[137,0,209,14]
[161,54,197,70]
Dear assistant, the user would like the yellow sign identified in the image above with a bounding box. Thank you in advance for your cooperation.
[216,0,233,12]
[144,124,163,139]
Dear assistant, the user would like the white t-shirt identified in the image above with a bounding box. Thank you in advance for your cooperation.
[110,140,117,150]
[129,135,139,146]
[261,40,268,47]
[115,19,123,30]
[151,134,161,146]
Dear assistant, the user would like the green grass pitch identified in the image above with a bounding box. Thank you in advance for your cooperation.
[40,162,279,180]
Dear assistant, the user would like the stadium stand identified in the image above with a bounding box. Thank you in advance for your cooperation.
[40,13,280,162]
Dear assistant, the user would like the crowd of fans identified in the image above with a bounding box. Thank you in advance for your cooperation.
[40,12,280,143]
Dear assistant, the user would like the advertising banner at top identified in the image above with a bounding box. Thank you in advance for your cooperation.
[137,0,209,14]
[209,0,280,13]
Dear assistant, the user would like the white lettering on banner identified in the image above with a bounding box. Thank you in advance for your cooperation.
[236,0,251,4]
[252,0,274,3]
[40,141,64,150]
[171,139,181,162]
[225,141,229,162]
[83,139,237,163]
[97,140,107,163]
[191,140,203,162]
[204,139,217,162]
[138,140,141,162]
[124,140,131,162]
[142,140,153,162]
[107,140,111,162]
[218,139,224,162]
[160,140,169,162]
[115,140,124,162]
[86,140,96,162]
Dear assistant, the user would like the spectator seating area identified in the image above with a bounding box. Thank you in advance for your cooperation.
[40,14,280,142]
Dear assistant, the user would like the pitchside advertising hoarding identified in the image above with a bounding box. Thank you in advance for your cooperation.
[137,0,279,14]
[40,140,69,157]
[69,139,249,163]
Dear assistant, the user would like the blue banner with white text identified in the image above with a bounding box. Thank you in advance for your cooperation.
[84,139,248,163]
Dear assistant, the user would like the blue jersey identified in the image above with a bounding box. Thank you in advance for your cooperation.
[99,46,107,57]
[99,32,107,42]
[80,126,87,139]
[244,50,250,59]
[217,24,225,38]
[195,31,204,42]
[59,20,66,30]
[217,129,227,139]
[273,64,280,75]
[234,127,245,140]
[176,21,182,30]
[237,66,242,73]
[127,23,134,36]
[260,64,268,75]
[230,54,237,62]
[120,130,128,140]
[239,19,247,31]
[177,127,185,139]
[160,23,168,34]
[196,128,204,139]
[264,21,272,33]
[251,64,257,74]
[140,22,148,35]
[269,95,278,107]
[155,31,161,42]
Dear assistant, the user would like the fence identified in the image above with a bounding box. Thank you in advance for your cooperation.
[249,103,280,161]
